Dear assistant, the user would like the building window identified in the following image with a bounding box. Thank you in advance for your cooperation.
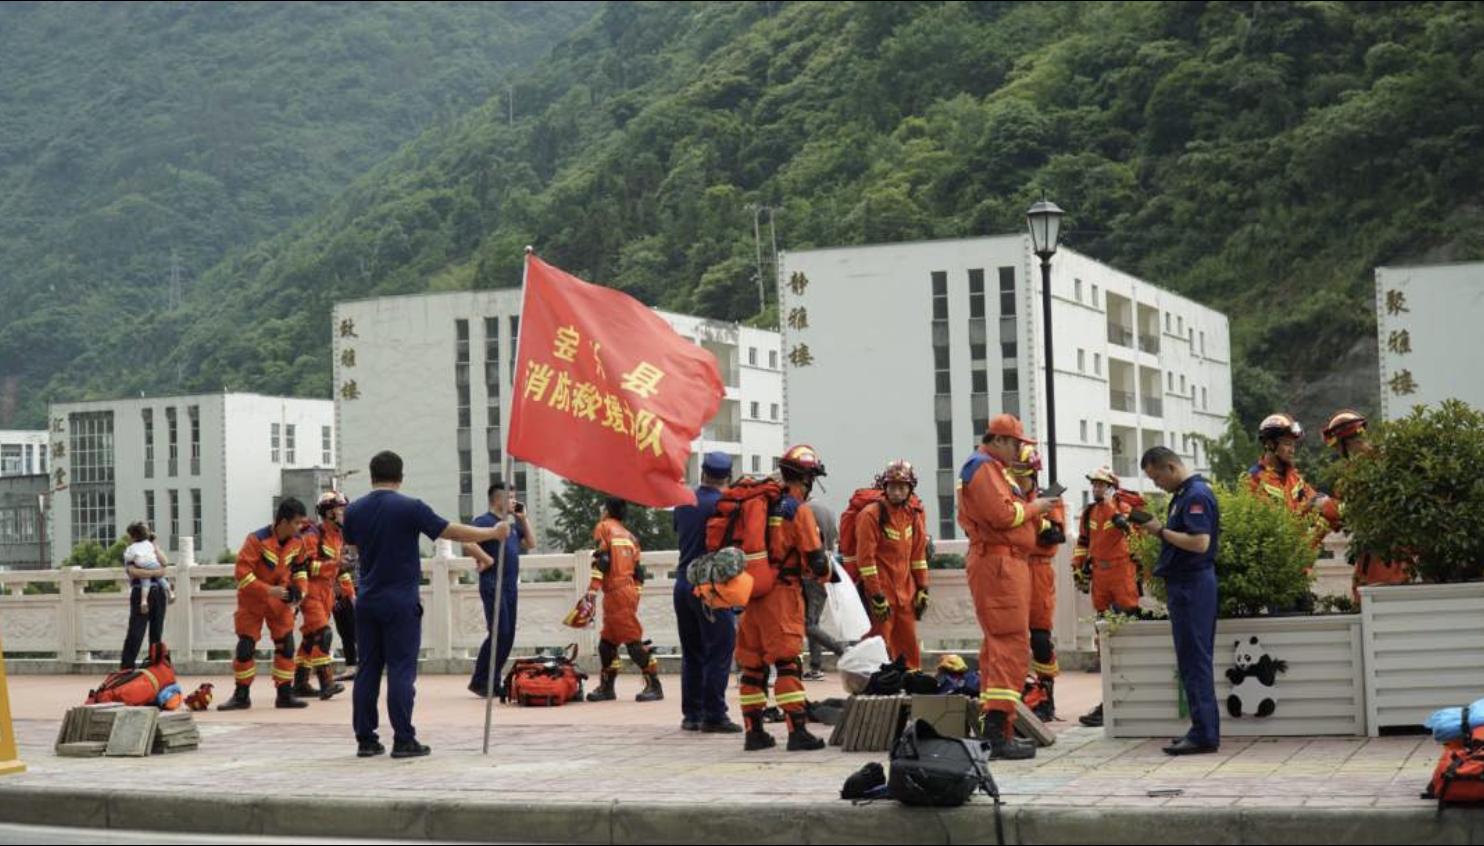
[188,406,200,475]
[1180,374,1186,393]
[143,409,154,479]
[1168,372,1174,391]
[1,445,20,476]
[1177,315,1184,334]
[166,407,178,477]
[1199,331,1206,356]
[168,490,180,551]
[1075,279,1083,302]
[71,487,116,548]
[322,426,333,466]
[968,269,986,318]
[1077,349,1085,372]
[1202,387,1208,410]
[145,490,155,533]
[938,494,955,541]
[752,455,761,473]
[508,316,520,380]
[998,267,1016,316]
[271,423,281,464]
[1166,313,1172,332]
[1097,422,1105,444]
[285,424,297,465]
[191,489,202,545]
[1003,369,1019,392]
[748,347,758,366]
[972,370,989,393]
[1091,285,1100,307]
[1080,420,1088,442]
[770,403,780,421]
[1094,353,1102,375]
[70,412,114,486]
[769,349,778,369]
[932,271,949,320]
[1001,340,1017,360]
[750,401,760,419]
[456,318,473,516]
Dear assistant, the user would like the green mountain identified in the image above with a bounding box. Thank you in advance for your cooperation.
[10,1,1484,432]
[0,0,596,426]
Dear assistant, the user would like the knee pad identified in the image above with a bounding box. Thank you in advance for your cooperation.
[277,635,296,660]
[773,657,802,678]
[234,636,255,663]
[739,669,768,690]
[624,640,651,664]
[320,628,334,652]
[1031,629,1055,663]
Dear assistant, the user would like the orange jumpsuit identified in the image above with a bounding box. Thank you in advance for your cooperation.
[957,448,1041,727]
[736,485,825,729]
[296,521,355,673]
[590,518,646,646]
[1027,498,1065,681]
[233,527,303,688]
[1249,458,1331,548]
[1073,499,1141,613]
[1314,485,1411,601]
[855,499,929,669]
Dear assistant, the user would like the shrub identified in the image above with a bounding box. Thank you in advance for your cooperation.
[1340,400,1484,583]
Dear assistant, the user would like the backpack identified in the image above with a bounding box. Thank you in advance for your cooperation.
[838,489,924,583]
[87,642,180,709]
[502,644,587,707]
[1424,712,1484,808]
[689,547,754,610]
[700,477,785,603]
[889,718,1003,808]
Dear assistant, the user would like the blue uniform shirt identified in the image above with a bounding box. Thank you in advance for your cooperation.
[1155,474,1219,578]
[343,489,449,601]
[674,485,724,571]
[472,511,525,589]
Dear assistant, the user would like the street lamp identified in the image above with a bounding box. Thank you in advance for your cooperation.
[1027,199,1065,486]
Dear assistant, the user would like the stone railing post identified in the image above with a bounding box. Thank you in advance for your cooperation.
[573,551,597,660]
[170,537,197,662]
[428,550,454,661]
[58,566,81,666]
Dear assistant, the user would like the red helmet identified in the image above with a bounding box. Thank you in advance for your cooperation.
[1322,409,1367,450]
[779,444,827,477]
[1086,466,1119,487]
[316,490,348,517]
[877,459,917,489]
[1010,444,1042,478]
[1258,413,1304,443]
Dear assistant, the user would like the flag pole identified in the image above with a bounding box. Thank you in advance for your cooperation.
[482,246,534,755]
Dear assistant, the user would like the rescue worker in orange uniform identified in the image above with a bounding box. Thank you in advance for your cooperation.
[856,459,930,670]
[1321,410,1411,600]
[218,498,312,711]
[585,498,662,703]
[292,491,354,701]
[737,444,832,752]
[1248,413,1333,546]
[1072,466,1141,728]
[1011,445,1065,723]
[957,415,1058,760]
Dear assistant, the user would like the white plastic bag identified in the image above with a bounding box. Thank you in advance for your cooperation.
[837,636,890,694]
[820,563,872,643]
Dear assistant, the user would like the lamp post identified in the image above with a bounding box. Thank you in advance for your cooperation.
[1027,199,1065,486]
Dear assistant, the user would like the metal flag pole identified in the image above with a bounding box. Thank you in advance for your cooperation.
[483,247,534,755]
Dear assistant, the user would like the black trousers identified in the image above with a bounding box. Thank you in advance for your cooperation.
[120,584,167,669]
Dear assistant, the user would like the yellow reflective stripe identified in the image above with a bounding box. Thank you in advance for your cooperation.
[295,655,310,668]
[294,570,308,581]
[1031,660,1060,676]
[271,668,295,681]
[589,569,604,580]
[775,691,808,706]
[904,525,914,539]
[1291,483,1305,498]
[310,562,322,577]
[338,572,353,582]
[743,552,768,562]
[262,550,279,565]
[311,657,334,668]
[140,669,161,692]
[767,517,784,526]
[1010,502,1026,528]
[884,527,902,540]
[321,544,335,559]
[234,667,256,680]
[609,660,624,670]
[1262,484,1285,499]
[237,573,257,590]
[858,566,879,577]
[842,555,857,564]
[980,688,1022,702]
[609,538,635,548]
[739,693,769,707]
[911,560,928,571]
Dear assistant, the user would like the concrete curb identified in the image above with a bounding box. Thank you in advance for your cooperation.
[0,785,1473,844]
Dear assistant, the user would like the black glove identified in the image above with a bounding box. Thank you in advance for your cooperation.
[1111,513,1131,533]
[1038,523,1066,545]
[593,551,611,573]
[635,564,648,585]
[806,549,830,579]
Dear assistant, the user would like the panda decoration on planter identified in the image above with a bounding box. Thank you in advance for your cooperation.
[1225,636,1288,718]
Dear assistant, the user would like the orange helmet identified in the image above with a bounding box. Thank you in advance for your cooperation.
[1322,409,1367,450]
[316,490,348,517]
[563,595,595,629]
[1086,466,1119,487]
[1010,444,1042,477]
[1258,413,1304,443]
[779,444,827,477]
[877,459,917,489]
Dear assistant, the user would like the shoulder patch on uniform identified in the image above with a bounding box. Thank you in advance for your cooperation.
[253,526,272,541]
[960,452,992,486]
[1189,502,1205,515]
[774,495,800,520]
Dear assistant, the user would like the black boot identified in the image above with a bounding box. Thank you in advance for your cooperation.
[1079,703,1104,728]
[743,711,776,751]
[586,672,617,702]
[216,683,251,711]
[983,711,1036,760]
[275,684,309,709]
[785,713,825,751]
[317,667,345,700]
[292,666,315,698]
[1033,678,1057,722]
[635,673,663,702]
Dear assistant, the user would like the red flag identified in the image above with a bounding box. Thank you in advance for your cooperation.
[507,254,725,507]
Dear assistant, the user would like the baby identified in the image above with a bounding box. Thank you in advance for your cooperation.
[124,522,175,613]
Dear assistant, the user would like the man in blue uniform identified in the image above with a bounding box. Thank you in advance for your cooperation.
[672,452,742,734]
[465,481,535,698]
[343,451,509,759]
[1139,446,1221,756]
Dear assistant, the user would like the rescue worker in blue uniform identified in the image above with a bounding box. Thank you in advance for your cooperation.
[464,481,535,699]
[343,451,508,759]
[672,452,743,734]
[1138,446,1221,756]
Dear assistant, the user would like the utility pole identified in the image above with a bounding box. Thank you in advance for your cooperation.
[746,204,779,321]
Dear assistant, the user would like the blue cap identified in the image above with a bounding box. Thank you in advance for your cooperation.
[702,451,733,475]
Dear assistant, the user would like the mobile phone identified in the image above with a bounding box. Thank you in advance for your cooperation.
[1041,482,1066,499]
[514,501,525,514]
[1129,510,1154,525]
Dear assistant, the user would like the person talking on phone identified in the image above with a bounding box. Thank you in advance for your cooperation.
[1138,446,1221,756]
[465,481,535,698]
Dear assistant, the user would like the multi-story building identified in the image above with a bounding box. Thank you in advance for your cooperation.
[0,473,49,570]
[47,394,335,566]
[1376,261,1484,420]
[332,291,785,548]
[780,234,1233,541]
[0,430,49,478]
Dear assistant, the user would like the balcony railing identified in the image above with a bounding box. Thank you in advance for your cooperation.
[1142,396,1163,417]
[1113,457,1137,478]
[1110,389,1136,413]
[1107,323,1134,348]
[1139,333,1160,354]
[703,424,742,443]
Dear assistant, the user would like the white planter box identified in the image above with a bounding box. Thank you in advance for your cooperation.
[1361,581,1484,736]
[1102,615,1366,738]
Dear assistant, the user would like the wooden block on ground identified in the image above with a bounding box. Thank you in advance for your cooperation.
[57,741,108,758]
[1013,701,1056,748]
[105,708,158,757]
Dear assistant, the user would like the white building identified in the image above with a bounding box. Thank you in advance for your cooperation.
[0,430,49,478]
[47,394,336,566]
[1376,261,1484,420]
[332,291,785,548]
[779,234,1232,541]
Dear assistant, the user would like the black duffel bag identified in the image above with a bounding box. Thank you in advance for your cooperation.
[888,719,1005,842]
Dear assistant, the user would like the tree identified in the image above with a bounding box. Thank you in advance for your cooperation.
[547,483,678,554]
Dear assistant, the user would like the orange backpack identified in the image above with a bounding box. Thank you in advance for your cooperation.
[1426,723,1484,807]
[839,489,924,582]
[701,477,784,602]
[87,642,181,710]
